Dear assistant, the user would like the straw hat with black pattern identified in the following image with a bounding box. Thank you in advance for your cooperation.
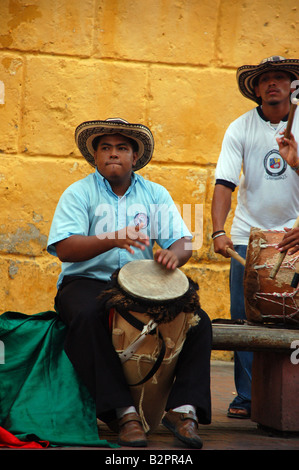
[75,118,154,171]
[237,56,299,103]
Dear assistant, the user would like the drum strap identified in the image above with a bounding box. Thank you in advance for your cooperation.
[116,310,166,387]
[118,318,158,363]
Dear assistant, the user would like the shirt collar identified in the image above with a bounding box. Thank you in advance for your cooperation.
[257,105,289,122]
[94,168,137,196]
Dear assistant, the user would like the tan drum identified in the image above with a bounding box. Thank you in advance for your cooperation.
[99,260,201,433]
[244,227,299,325]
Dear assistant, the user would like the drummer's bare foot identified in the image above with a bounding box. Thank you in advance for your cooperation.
[117,412,147,447]
[162,410,203,449]
[227,407,250,419]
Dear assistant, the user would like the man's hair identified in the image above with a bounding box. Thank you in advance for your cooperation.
[92,134,139,153]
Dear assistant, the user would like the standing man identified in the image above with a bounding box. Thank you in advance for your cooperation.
[211,56,299,418]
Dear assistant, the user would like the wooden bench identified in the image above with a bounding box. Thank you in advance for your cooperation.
[211,320,299,433]
[212,320,299,352]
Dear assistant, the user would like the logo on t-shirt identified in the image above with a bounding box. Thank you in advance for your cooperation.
[264,150,287,179]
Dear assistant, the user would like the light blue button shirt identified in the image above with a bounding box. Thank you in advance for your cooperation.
[47,170,191,288]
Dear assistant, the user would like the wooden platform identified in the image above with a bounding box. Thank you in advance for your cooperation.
[93,361,299,453]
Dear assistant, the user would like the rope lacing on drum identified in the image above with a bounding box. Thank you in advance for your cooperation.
[253,251,299,324]
[255,287,299,323]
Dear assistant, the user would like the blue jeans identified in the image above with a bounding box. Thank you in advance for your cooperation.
[229,245,252,413]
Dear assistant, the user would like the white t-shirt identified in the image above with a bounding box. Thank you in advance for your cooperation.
[215,106,299,244]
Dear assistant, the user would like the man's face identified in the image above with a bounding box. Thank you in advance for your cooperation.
[254,70,291,105]
[94,133,139,184]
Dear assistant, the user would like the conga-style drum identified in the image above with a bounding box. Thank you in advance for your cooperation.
[244,227,299,325]
[98,260,201,433]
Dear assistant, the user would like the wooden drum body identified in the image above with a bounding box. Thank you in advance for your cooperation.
[101,260,201,433]
[244,227,299,325]
[112,309,196,433]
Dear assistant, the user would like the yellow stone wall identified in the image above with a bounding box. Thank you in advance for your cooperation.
[0,0,298,360]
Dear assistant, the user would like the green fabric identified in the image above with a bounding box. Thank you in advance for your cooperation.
[0,310,117,447]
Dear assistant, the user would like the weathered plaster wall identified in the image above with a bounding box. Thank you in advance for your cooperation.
[0,0,298,360]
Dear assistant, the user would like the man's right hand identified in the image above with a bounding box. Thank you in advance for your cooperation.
[115,224,150,254]
[213,234,234,258]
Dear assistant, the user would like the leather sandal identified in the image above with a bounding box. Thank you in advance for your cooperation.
[117,412,147,447]
[162,410,203,449]
[227,407,250,419]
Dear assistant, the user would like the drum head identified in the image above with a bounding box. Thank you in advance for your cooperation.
[118,260,189,302]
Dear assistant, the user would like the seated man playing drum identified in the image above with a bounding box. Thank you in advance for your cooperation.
[47,118,212,449]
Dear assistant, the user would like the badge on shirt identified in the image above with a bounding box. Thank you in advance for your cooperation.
[134,212,149,228]
[264,150,287,179]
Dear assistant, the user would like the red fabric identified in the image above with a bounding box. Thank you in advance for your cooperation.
[0,426,50,448]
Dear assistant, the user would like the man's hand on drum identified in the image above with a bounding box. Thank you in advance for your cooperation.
[116,223,149,254]
[154,238,192,270]
[213,233,234,258]
[276,227,299,255]
[154,248,180,270]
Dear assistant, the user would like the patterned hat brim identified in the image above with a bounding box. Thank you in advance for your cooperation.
[75,119,154,171]
[236,59,299,103]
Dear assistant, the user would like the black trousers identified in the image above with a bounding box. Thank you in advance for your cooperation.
[55,275,212,425]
